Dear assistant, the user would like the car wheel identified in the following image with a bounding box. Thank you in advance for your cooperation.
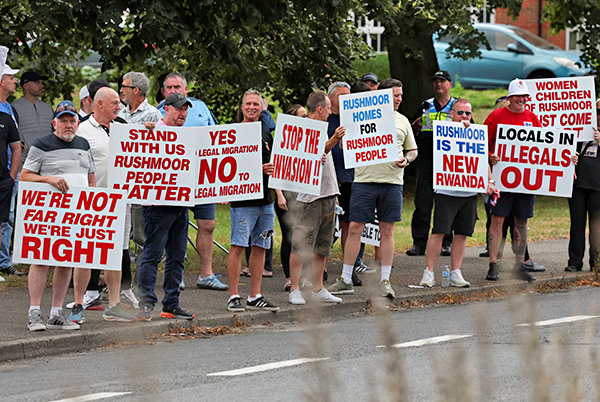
[527,70,555,79]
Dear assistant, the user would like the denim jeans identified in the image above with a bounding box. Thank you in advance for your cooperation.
[0,174,18,269]
[138,206,188,310]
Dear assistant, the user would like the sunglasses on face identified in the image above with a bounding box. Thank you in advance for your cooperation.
[456,110,472,116]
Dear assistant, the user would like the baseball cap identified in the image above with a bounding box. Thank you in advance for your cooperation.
[361,72,378,84]
[54,100,78,118]
[20,71,48,86]
[431,70,452,82]
[165,93,192,109]
[2,64,19,78]
[79,84,90,100]
[507,78,530,97]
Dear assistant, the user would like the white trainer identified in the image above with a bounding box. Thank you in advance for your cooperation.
[450,269,471,288]
[311,287,342,304]
[289,289,306,305]
[419,269,435,287]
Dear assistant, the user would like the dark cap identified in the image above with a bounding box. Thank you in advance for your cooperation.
[165,93,192,109]
[20,71,48,86]
[54,100,78,119]
[360,72,378,84]
[431,70,452,82]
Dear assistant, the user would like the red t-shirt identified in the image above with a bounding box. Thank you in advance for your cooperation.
[484,107,541,155]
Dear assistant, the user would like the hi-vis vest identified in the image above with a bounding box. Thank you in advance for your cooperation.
[421,97,456,133]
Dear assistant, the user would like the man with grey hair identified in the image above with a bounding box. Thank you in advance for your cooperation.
[117,71,161,124]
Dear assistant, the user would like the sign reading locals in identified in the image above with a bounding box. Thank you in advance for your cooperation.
[433,121,489,192]
[339,88,398,168]
[196,122,263,204]
[13,182,127,270]
[492,124,576,197]
[108,124,198,206]
[269,114,328,195]
[524,76,597,141]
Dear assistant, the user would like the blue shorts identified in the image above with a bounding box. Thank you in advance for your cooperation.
[189,203,215,220]
[230,203,275,249]
[349,182,403,223]
[491,192,535,219]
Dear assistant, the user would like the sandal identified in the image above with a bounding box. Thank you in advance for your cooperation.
[284,281,292,292]
[240,268,251,277]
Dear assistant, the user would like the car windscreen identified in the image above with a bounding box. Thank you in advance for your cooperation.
[509,27,560,50]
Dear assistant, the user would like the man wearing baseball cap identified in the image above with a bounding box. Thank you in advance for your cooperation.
[407,70,456,257]
[78,84,92,120]
[360,72,379,91]
[484,78,540,282]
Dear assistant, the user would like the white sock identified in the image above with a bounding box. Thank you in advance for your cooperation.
[380,266,392,281]
[85,290,99,299]
[29,306,40,313]
[228,294,241,302]
[50,307,62,317]
[248,294,262,302]
[341,264,354,283]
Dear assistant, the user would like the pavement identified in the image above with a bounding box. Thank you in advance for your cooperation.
[0,238,595,362]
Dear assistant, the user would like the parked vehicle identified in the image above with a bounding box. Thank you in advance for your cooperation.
[434,23,590,89]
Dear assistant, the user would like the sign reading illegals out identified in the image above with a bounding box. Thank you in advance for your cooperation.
[196,122,263,204]
[339,88,399,169]
[13,182,127,270]
[108,124,198,206]
[492,124,576,197]
[524,76,597,141]
[433,121,489,192]
[269,114,328,195]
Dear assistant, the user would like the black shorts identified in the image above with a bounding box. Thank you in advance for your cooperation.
[337,182,352,222]
[0,176,14,223]
[432,194,478,236]
[189,203,215,220]
[491,192,535,219]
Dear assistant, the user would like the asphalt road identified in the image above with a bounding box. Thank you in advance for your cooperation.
[3,286,600,402]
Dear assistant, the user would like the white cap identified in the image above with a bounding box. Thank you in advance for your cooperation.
[507,78,529,97]
[1,64,19,78]
[79,84,90,100]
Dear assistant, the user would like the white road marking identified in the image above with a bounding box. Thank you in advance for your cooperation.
[515,315,600,327]
[377,334,473,349]
[50,393,132,402]
[206,357,330,377]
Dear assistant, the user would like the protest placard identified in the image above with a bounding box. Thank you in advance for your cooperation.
[334,216,381,247]
[524,76,597,141]
[433,121,489,192]
[339,88,399,169]
[269,114,328,195]
[492,124,576,197]
[196,122,264,204]
[108,124,198,206]
[13,182,127,270]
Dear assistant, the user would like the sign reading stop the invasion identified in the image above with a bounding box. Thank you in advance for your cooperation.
[492,124,576,197]
[433,121,489,193]
[524,76,597,141]
[339,88,398,169]
[108,124,198,206]
[13,182,127,270]
[196,122,263,204]
[269,114,328,195]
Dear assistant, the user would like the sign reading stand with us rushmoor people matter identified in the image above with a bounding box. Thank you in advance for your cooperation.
[492,124,576,197]
[108,124,198,206]
[269,114,328,196]
[13,182,127,270]
[433,121,489,193]
[339,88,398,169]
[195,122,263,204]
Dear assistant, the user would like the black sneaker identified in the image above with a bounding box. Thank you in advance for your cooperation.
[440,245,451,256]
[486,262,500,281]
[227,297,245,312]
[1,265,23,276]
[479,249,490,258]
[565,265,582,272]
[406,244,425,256]
[246,296,280,312]
[352,271,362,286]
[512,266,536,282]
[160,306,195,320]
[137,305,153,321]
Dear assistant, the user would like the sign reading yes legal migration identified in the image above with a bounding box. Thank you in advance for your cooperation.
[524,76,597,141]
[269,114,327,195]
[492,124,576,197]
[339,88,398,169]
[13,182,127,270]
[109,124,198,206]
[196,122,263,204]
[433,121,489,192]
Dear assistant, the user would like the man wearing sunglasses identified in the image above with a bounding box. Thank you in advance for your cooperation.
[420,99,495,287]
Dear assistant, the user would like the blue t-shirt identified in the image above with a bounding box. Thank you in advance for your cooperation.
[327,114,354,183]
[0,101,16,169]
[157,97,217,127]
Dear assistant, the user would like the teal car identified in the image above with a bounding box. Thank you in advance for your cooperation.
[435,23,590,89]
